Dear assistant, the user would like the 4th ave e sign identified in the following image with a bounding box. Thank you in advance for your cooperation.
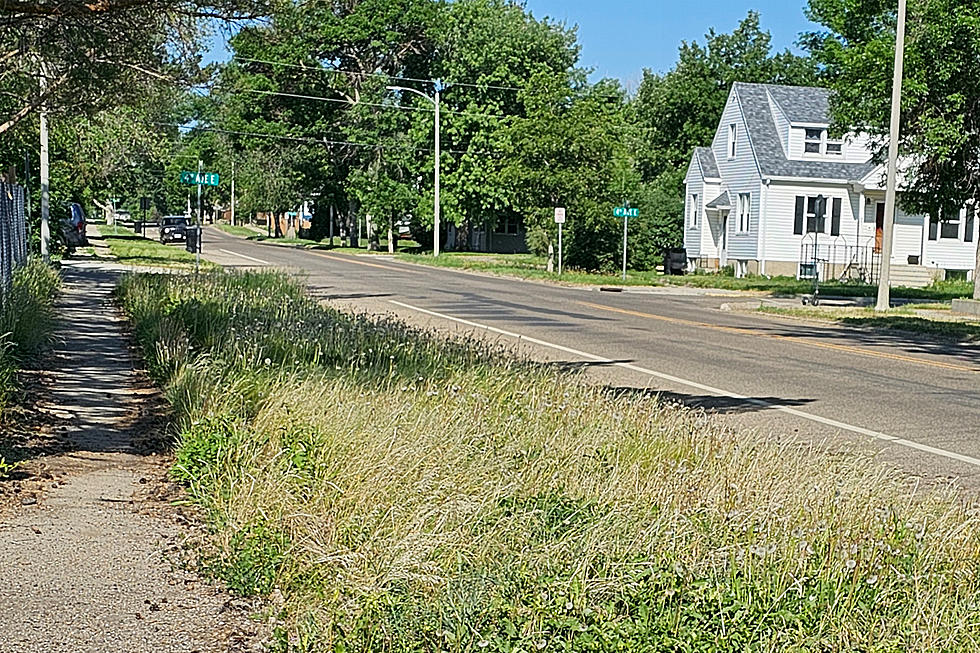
[179,171,220,187]
[613,206,639,218]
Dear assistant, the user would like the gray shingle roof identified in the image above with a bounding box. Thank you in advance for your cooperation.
[763,84,830,124]
[694,147,720,179]
[733,82,877,181]
[705,191,731,209]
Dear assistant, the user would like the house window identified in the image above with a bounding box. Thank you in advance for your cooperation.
[494,216,520,235]
[806,196,827,233]
[826,138,843,156]
[728,124,737,159]
[794,195,837,235]
[966,205,975,243]
[941,211,961,239]
[804,128,822,154]
[737,193,750,233]
[689,193,700,228]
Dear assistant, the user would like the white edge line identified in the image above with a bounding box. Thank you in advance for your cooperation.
[217,248,271,265]
[389,299,980,469]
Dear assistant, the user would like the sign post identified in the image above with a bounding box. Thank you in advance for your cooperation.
[613,206,639,280]
[554,207,566,276]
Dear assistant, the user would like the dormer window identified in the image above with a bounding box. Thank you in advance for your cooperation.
[803,128,845,156]
[804,128,822,154]
[728,124,737,158]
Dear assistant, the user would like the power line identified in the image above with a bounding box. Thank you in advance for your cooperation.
[150,121,502,156]
[232,55,627,99]
[241,88,506,120]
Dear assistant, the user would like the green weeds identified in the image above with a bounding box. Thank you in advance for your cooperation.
[118,270,980,652]
[0,259,60,413]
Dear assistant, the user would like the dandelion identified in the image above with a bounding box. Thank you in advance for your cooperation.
[846,559,857,571]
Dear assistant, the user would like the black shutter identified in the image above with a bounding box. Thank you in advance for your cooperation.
[928,214,939,241]
[966,206,975,243]
[794,196,804,235]
[831,198,842,236]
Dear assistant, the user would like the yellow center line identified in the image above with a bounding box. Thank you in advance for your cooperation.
[576,300,978,374]
[308,251,404,271]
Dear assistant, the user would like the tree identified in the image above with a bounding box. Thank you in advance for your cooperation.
[804,0,980,299]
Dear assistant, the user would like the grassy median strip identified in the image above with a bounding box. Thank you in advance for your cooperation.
[760,305,980,342]
[99,224,217,270]
[0,259,60,417]
[118,270,980,652]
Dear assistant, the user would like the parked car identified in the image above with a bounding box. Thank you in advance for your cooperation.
[159,215,190,244]
[62,202,88,249]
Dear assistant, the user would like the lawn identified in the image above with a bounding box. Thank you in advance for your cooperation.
[215,223,263,238]
[98,224,217,270]
[118,269,980,652]
[394,251,976,300]
[759,304,980,342]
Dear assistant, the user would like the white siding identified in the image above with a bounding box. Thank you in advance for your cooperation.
[763,182,862,263]
[684,173,704,257]
[700,182,721,258]
[767,92,791,156]
[709,87,763,260]
[923,208,979,270]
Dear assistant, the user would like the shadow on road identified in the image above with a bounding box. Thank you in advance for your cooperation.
[602,385,815,415]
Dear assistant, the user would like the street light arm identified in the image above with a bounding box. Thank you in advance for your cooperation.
[386,85,435,105]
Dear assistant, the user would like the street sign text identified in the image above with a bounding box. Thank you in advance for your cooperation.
[613,207,639,218]
[179,171,220,187]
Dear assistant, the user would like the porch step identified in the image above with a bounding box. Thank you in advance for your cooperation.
[888,264,941,288]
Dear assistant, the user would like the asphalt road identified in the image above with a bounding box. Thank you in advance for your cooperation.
[198,227,980,488]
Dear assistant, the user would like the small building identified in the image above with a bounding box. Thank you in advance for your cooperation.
[684,82,978,286]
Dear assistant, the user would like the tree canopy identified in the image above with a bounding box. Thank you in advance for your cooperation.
[805,0,980,298]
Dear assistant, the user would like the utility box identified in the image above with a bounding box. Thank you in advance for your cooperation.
[185,225,201,254]
[663,247,687,275]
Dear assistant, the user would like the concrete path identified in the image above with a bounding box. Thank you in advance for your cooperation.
[0,258,261,652]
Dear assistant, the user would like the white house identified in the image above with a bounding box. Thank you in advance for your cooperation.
[684,82,978,286]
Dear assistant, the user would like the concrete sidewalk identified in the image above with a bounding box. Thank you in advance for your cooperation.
[0,262,260,652]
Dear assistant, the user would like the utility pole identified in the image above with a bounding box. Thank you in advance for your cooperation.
[876,0,907,312]
[39,62,50,262]
[434,86,441,257]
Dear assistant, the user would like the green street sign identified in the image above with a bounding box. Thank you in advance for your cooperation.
[613,207,639,218]
[179,171,220,186]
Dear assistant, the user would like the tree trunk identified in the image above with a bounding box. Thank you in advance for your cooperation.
[273,210,283,238]
[388,225,395,253]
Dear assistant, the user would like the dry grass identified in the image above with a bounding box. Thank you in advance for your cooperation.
[118,271,980,652]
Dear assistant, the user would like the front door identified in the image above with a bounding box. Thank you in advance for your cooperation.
[720,212,729,266]
[875,202,885,252]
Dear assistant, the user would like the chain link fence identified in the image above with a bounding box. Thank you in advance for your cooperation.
[0,183,29,294]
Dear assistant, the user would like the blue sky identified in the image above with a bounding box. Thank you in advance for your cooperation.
[526,1,819,86]
[204,2,820,85]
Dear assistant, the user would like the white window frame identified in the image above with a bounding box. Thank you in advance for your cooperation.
[689,193,700,229]
[940,209,962,240]
[737,192,751,233]
[804,128,823,155]
[728,124,737,159]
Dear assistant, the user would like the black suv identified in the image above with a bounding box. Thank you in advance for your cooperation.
[160,215,190,244]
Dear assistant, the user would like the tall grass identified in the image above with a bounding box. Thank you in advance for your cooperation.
[118,270,980,652]
[0,259,61,412]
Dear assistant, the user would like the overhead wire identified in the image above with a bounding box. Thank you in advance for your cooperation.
[150,121,503,156]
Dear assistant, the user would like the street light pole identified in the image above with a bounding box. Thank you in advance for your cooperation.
[387,84,441,256]
[434,87,441,257]
[876,0,907,312]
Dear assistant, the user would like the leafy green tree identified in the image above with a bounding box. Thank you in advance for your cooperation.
[804,0,980,298]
